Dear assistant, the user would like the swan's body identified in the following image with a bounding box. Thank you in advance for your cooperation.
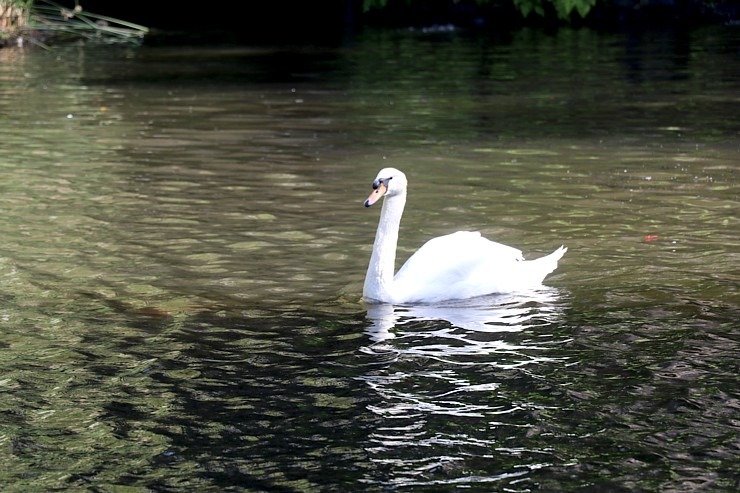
[362,168,566,304]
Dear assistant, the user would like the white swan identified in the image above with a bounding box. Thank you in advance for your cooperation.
[362,168,566,304]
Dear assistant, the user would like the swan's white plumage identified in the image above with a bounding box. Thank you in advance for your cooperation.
[362,168,566,304]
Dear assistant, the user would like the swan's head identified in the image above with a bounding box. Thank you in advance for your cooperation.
[364,168,408,207]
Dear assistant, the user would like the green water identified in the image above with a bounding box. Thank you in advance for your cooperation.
[0,26,737,491]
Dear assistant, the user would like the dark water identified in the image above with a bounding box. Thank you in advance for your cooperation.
[0,26,738,491]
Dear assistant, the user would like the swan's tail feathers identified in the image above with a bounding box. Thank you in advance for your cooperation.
[548,245,567,264]
[528,245,567,283]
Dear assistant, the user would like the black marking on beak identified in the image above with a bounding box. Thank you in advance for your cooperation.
[365,177,392,207]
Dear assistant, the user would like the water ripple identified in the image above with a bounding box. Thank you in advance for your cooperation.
[358,289,572,488]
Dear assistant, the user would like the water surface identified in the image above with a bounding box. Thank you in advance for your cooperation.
[0,26,738,491]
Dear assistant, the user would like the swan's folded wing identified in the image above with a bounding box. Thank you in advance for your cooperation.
[392,231,524,302]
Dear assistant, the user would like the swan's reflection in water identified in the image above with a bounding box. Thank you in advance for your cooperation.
[365,287,566,342]
[359,288,571,488]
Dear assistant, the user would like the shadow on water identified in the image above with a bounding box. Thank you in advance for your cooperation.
[2,263,738,491]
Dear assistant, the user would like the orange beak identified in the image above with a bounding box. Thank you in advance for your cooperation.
[364,182,387,207]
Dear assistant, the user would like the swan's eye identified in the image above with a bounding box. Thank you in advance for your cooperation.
[372,177,392,190]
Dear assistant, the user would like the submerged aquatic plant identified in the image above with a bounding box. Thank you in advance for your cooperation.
[1,0,148,47]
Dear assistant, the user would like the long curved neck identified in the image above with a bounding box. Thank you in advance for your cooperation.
[363,192,406,302]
